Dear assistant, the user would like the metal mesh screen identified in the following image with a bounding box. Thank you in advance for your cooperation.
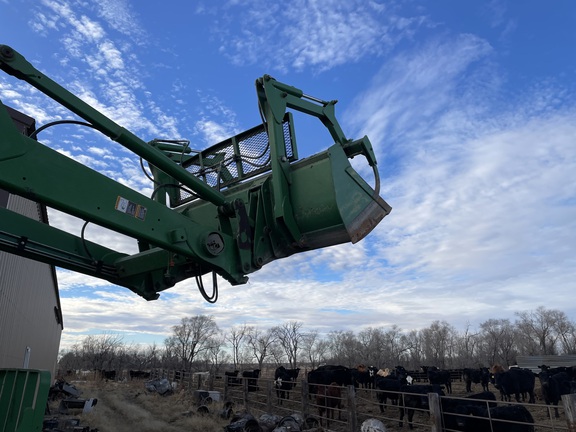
[175,114,294,207]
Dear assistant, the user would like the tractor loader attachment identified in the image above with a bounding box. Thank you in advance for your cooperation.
[0,45,391,301]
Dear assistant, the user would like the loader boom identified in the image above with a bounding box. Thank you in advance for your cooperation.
[0,45,391,301]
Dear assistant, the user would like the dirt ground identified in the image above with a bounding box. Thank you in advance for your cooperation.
[44,377,570,432]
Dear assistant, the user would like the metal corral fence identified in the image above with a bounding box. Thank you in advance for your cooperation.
[150,369,576,432]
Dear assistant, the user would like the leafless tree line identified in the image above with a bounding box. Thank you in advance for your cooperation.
[58,306,576,375]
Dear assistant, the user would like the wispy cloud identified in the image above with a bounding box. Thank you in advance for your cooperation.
[206,0,426,73]
[5,1,575,352]
[25,0,175,140]
[193,91,241,144]
[343,34,576,328]
[94,0,147,44]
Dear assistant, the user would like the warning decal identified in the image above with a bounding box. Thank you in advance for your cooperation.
[115,196,147,221]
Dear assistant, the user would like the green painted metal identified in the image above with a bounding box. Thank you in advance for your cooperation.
[0,369,51,432]
[0,44,391,301]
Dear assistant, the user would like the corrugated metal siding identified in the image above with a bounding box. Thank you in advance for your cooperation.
[516,355,576,373]
[0,193,62,376]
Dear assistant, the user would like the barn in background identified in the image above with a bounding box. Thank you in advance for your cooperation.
[516,355,576,374]
[0,106,63,376]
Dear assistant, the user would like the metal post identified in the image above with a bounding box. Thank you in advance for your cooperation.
[223,376,229,402]
[23,346,31,368]
[562,393,576,432]
[243,377,249,409]
[266,380,273,413]
[428,392,443,432]
[301,379,310,419]
[347,385,357,432]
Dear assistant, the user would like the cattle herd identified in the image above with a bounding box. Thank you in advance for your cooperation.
[221,363,576,431]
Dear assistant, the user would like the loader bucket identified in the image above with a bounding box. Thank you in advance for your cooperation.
[173,112,391,254]
[290,142,391,249]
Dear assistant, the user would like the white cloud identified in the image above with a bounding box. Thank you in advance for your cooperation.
[7,0,574,353]
[94,0,147,43]
[194,118,234,145]
[339,35,576,331]
[207,0,426,72]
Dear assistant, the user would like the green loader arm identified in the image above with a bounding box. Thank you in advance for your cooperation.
[0,45,391,301]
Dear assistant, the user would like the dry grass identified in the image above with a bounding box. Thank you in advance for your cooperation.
[46,375,570,432]
[47,379,230,432]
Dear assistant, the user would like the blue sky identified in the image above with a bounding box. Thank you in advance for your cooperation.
[1,0,575,352]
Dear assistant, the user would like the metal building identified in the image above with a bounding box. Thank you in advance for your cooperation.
[0,106,63,376]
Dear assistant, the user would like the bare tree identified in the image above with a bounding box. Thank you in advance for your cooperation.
[478,318,518,367]
[453,322,480,367]
[58,347,83,374]
[201,335,230,374]
[246,327,276,370]
[80,333,124,374]
[327,330,360,367]
[164,315,220,370]
[555,316,576,354]
[225,324,249,369]
[515,306,565,355]
[382,325,410,366]
[272,321,305,368]
[268,341,286,365]
[403,329,423,369]
[357,327,385,367]
[144,342,161,370]
[301,330,329,368]
[420,321,456,368]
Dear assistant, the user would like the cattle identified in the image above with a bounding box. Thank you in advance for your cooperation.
[422,366,452,394]
[225,370,241,386]
[373,367,409,412]
[274,366,300,404]
[100,370,116,381]
[441,391,497,430]
[367,365,379,388]
[129,370,151,380]
[491,365,535,403]
[351,364,372,389]
[399,384,445,429]
[462,367,490,392]
[407,369,427,382]
[395,365,409,380]
[538,364,576,379]
[307,365,353,396]
[539,370,572,418]
[316,382,342,427]
[242,369,261,392]
[453,404,535,432]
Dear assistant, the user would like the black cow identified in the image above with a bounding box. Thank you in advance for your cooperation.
[441,391,497,430]
[492,367,535,403]
[454,404,535,432]
[351,365,371,389]
[367,366,379,389]
[399,384,445,429]
[242,369,261,392]
[129,370,151,380]
[538,364,576,379]
[539,370,572,418]
[374,372,405,412]
[307,365,352,396]
[225,370,241,386]
[462,367,490,392]
[100,370,116,381]
[274,366,300,403]
[422,366,452,394]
